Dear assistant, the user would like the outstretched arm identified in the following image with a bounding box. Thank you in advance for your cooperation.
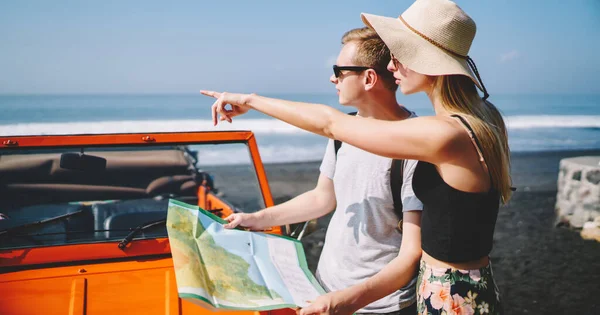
[202,91,460,164]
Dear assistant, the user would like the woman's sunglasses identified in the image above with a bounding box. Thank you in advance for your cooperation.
[332,65,372,78]
[390,54,401,69]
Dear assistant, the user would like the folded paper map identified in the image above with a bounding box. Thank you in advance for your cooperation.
[166,199,326,311]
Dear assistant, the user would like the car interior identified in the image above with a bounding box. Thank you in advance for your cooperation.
[0,146,217,248]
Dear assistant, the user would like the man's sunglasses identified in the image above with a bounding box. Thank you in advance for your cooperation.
[332,65,372,78]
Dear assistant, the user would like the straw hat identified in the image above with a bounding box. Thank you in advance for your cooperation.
[361,0,488,98]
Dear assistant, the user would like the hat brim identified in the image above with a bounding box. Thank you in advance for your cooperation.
[361,13,481,90]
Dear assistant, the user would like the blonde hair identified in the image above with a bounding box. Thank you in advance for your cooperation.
[341,27,397,91]
[433,75,512,203]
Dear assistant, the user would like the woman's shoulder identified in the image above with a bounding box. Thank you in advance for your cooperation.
[408,115,465,142]
[399,115,467,161]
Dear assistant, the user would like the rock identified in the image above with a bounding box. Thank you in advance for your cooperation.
[581,221,600,242]
[555,156,600,236]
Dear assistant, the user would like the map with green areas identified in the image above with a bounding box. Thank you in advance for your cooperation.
[166,199,325,311]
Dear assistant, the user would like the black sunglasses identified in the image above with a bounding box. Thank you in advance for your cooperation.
[390,54,401,69]
[332,65,372,78]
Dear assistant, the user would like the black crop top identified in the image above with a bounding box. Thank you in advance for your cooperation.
[413,115,500,263]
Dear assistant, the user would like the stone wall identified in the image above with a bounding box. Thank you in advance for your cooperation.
[555,156,600,241]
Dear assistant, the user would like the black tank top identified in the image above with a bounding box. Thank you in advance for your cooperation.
[413,115,500,263]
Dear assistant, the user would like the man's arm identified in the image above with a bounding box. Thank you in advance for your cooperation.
[258,173,336,228]
[226,139,338,231]
[223,173,336,230]
[299,210,422,315]
[349,210,422,307]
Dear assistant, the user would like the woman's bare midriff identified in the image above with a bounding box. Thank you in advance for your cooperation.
[422,251,490,270]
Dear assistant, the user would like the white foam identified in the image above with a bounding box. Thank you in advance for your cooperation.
[1,115,599,137]
[506,115,600,129]
[193,143,326,165]
[0,119,309,136]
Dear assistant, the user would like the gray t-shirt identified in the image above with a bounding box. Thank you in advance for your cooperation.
[315,114,423,313]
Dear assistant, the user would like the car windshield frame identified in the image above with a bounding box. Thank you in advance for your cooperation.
[0,131,275,252]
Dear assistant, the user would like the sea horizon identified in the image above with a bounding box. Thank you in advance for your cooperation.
[2,93,599,164]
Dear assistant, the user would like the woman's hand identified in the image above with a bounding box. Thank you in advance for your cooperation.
[298,291,358,315]
[222,212,264,230]
[200,90,253,125]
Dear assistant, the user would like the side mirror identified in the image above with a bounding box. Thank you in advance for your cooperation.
[289,219,318,240]
[60,152,107,171]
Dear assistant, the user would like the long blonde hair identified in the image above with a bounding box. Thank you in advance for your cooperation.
[434,75,512,203]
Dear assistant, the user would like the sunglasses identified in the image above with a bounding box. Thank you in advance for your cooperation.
[390,54,401,69]
[332,65,372,78]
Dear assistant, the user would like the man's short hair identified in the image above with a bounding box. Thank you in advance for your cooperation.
[341,27,398,92]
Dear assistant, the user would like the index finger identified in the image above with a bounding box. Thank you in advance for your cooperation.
[223,214,236,222]
[223,217,240,229]
[200,90,221,98]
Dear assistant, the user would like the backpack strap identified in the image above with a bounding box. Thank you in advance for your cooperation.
[334,112,357,157]
[390,159,405,232]
[334,139,343,157]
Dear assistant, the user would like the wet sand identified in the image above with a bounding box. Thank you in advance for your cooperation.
[259,149,600,314]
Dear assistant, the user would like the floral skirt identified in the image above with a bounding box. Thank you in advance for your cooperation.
[416,260,502,315]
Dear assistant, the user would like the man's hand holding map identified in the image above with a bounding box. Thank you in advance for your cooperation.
[166,199,325,311]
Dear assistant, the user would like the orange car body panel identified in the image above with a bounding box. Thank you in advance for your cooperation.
[0,132,293,315]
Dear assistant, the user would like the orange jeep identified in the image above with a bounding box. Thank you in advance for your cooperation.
[0,131,301,315]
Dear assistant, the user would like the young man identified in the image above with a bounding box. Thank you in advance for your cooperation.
[222,27,422,315]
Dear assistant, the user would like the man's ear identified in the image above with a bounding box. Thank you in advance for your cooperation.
[364,69,378,91]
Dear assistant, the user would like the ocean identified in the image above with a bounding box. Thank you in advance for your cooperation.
[1,93,599,164]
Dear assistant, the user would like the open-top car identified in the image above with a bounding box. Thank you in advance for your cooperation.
[0,131,304,315]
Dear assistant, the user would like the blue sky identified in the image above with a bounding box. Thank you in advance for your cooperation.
[1,0,599,95]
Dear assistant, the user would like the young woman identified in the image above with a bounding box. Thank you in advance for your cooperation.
[202,1,510,314]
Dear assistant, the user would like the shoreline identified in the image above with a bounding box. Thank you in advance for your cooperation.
[262,148,600,197]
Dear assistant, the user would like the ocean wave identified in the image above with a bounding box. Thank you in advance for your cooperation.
[506,115,600,129]
[1,115,599,136]
[194,143,327,165]
[0,119,307,136]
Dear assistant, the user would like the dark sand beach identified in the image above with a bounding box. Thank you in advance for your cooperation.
[213,149,600,314]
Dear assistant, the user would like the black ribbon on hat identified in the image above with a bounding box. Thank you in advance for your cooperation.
[466,57,489,101]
